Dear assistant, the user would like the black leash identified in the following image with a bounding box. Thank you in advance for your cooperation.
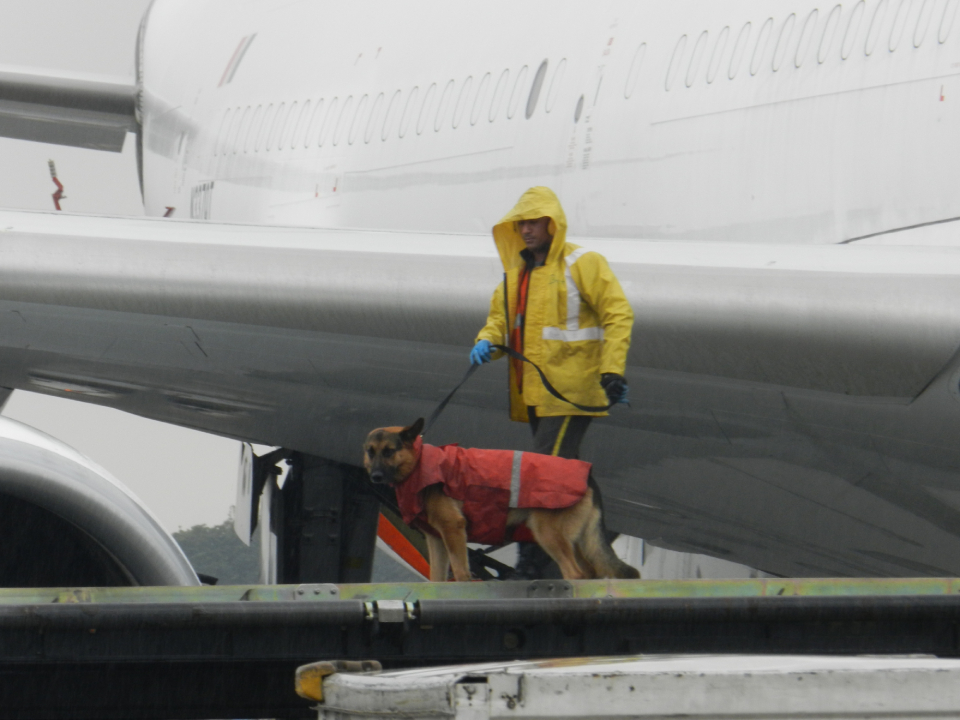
[422,344,615,435]
[422,362,482,434]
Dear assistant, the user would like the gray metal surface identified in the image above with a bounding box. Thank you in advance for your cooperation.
[2,211,960,576]
[0,416,199,586]
[0,69,137,151]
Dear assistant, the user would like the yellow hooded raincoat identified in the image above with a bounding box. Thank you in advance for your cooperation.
[476,187,634,422]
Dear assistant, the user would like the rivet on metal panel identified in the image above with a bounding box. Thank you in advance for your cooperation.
[294,584,339,600]
[526,580,573,598]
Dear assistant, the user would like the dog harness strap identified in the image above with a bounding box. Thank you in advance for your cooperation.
[509,451,523,508]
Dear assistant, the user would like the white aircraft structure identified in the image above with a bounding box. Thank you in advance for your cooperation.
[0,0,960,583]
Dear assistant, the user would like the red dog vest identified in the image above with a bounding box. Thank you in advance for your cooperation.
[394,438,591,545]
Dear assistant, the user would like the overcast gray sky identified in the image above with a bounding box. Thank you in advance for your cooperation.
[0,0,240,532]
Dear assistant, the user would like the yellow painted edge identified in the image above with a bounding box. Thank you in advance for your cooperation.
[295,661,337,701]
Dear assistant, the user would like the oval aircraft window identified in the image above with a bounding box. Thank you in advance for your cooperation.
[305,99,323,147]
[266,102,285,151]
[417,83,437,135]
[624,46,645,97]
[507,65,529,118]
[865,0,889,54]
[470,73,491,124]
[399,86,418,138]
[819,6,842,63]
[232,106,249,154]
[434,80,455,132]
[750,18,774,75]
[245,105,262,152]
[489,69,510,121]
[365,93,384,143]
[914,0,935,46]
[706,29,729,84]
[665,35,687,90]
[382,90,401,141]
[349,94,369,145]
[686,31,709,87]
[795,10,819,68]
[842,2,866,59]
[453,77,472,128]
[273,102,291,150]
[256,104,274,151]
[215,108,231,156]
[318,97,337,146]
[227,106,243,154]
[728,22,752,79]
[333,95,354,146]
[545,58,566,111]
[222,107,240,155]
[772,14,797,71]
[888,0,912,51]
[278,101,297,149]
[291,100,310,148]
[526,60,548,118]
[940,0,959,42]
[220,108,234,155]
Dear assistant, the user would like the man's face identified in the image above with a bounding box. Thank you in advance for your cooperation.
[518,217,553,256]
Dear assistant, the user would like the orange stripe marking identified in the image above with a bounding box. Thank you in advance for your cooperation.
[377,513,429,579]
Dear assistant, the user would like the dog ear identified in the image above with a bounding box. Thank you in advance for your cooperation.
[398,418,424,445]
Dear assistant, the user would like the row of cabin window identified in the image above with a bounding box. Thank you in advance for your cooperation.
[214,59,561,157]
[651,0,959,93]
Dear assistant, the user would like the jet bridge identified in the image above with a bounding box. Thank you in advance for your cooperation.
[0,577,959,719]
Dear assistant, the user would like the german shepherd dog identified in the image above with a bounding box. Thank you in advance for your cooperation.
[364,418,640,582]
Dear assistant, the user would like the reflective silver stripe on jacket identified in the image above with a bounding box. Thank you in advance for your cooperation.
[542,248,604,342]
[509,451,523,507]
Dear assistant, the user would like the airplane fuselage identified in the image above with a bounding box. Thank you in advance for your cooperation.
[140,0,960,243]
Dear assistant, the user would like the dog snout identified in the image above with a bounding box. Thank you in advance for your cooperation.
[369,469,386,484]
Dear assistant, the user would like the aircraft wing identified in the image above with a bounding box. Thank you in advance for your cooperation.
[2,208,960,578]
[0,67,137,152]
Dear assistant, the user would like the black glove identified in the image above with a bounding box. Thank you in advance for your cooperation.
[600,373,629,405]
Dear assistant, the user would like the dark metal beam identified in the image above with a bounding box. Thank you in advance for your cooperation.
[0,593,959,718]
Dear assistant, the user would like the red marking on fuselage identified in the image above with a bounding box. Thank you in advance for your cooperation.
[219,36,249,87]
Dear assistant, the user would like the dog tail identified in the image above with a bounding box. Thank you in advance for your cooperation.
[580,477,640,580]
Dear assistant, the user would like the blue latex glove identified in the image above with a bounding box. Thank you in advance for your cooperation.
[470,339,493,365]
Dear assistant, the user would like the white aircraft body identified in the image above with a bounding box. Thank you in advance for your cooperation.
[1,0,960,581]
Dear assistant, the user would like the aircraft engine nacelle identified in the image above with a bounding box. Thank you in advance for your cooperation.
[0,415,198,587]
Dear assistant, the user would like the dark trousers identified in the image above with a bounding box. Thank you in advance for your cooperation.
[527,407,593,459]
[514,408,594,579]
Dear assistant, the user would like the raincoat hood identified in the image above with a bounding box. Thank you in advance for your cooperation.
[492,187,568,270]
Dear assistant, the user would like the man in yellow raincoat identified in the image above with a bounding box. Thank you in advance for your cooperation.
[470,186,634,578]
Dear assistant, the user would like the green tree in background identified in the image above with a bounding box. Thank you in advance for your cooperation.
[173,519,259,585]
[174,517,424,585]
